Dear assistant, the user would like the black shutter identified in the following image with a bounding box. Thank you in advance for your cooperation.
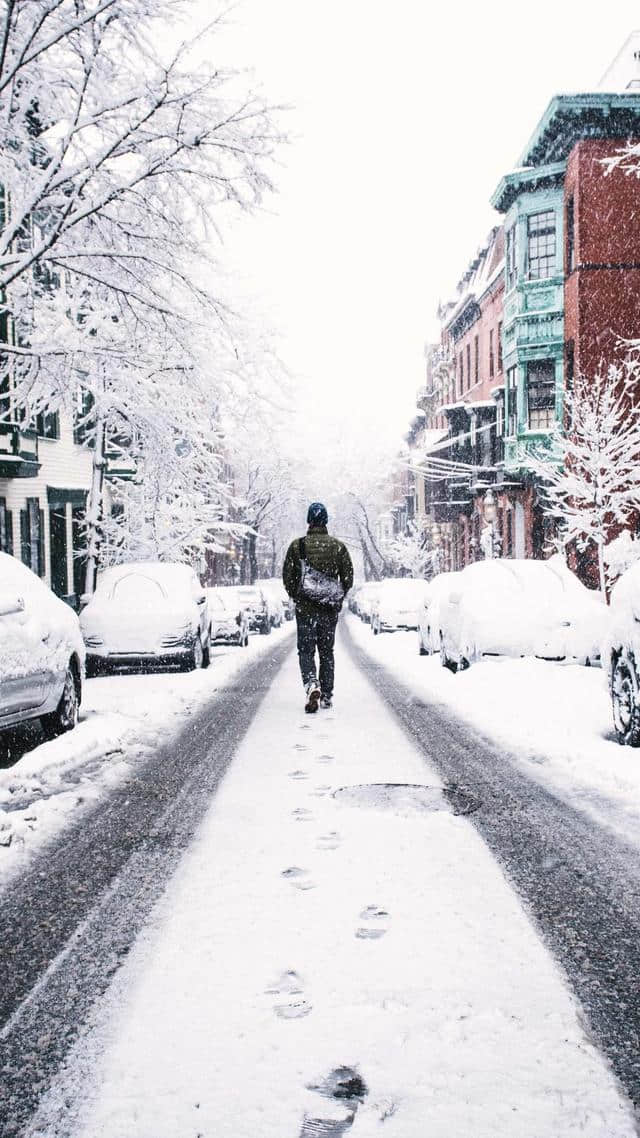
[5,508,13,556]
[38,508,45,577]
[20,509,30,567]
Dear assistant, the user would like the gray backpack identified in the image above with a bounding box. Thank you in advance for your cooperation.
[298,537,345,609]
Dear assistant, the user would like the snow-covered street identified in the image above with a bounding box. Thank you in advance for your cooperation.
[0,626,294,885]
[16,638,637,1137]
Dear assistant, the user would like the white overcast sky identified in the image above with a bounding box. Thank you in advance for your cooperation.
[201,0,640,474]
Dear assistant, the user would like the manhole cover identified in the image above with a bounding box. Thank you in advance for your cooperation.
[333,782,480,817]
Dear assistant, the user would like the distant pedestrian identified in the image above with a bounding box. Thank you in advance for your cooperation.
[282,502,354,713]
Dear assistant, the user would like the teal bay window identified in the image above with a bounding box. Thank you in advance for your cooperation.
[527,360,556,429]
[527,210,556,279]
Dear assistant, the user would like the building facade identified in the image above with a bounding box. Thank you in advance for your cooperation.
[405,70,640,579]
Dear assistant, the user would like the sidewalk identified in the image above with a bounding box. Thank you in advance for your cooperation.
[30,640,637,1137]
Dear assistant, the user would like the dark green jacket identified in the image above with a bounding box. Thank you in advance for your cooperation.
[282,526,354,610]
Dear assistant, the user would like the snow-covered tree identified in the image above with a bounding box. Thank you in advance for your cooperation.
[385,520,434,578]
[531,362,640,599]
[0,0,284,587]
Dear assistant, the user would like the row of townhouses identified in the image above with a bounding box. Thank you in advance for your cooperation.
[381,34,640,582]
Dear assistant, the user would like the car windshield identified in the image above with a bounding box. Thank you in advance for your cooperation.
[111,574,167,603]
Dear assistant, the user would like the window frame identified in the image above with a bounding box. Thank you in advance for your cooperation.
[526,359,556,431]
[527,209,557,281]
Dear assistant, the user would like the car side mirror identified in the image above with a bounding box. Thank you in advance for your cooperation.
[0,593,25,618]
[236,613,242,626]
[197,595,206,606]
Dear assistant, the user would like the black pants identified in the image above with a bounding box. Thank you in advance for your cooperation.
[296,605,339,697]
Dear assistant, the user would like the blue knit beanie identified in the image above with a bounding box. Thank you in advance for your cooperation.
[307,501,328,526]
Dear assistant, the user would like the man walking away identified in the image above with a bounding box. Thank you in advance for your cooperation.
[283,502,354,713]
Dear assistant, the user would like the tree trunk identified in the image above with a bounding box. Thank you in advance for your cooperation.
[83,412,106,599]
[597,539,608,604]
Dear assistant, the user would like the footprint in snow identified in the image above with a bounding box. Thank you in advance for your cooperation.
[310,784,333,798]
[355,905,389,940]
[294,743,308,752]
[282,866,316,891]
[266,969,312,1020]
[289,769,309,780]
[316,831,341,851]
[317,754,334,765]
[300,1066,368,1136]
[292,807,314,822]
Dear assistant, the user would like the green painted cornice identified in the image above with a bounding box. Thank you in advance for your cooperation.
[491,161,566,214]
[519,92,640,168]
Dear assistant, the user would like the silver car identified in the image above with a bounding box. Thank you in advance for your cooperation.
[0,552,85,738]
[207,588,250,647]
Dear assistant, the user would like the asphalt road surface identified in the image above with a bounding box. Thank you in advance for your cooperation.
[1,624,640,1134]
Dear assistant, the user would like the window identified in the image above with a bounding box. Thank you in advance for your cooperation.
[527,359,556,430]
[0,498,12,555]
[20,497,44,576]
[74,388,95,446]
[489,329,495,378]
[497,322,503,372]
[565,340,575,394]
[496,397,504,437]
[466,343,471,390]
[36,410,59,439]
[474,335,479,383]
[566,196,575,273]
[459,352,463,397]
[506,226,517,291]
[506,366,518,436]
[506,510,513,557]
[527,210,556,279]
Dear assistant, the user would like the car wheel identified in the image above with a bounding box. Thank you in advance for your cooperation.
[201,636,211,669]
[187,636,204,671]
[612,655,640,746]
[419,635,428,656]
[260,620,271,635]
[440,636,458,674]
[41,663,79,739]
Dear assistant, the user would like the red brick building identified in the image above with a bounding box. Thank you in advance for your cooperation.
[564,138,640,383]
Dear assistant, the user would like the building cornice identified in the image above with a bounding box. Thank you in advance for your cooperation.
[491,161,566,214]
[518,92,640,169]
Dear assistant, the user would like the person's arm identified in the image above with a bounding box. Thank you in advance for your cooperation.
[282,539,300,598]
[339,543,354,594]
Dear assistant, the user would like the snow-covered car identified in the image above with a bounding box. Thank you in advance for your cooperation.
[233,585,270,634]
[603,562,640,745]
[207,588,249,647]
[354,583,380,624]
[439,556,606,673]
[370,578,428,634]
[417,571,462,656]
[0,552,85,738]
[255,579,285,628]
[81,562,210,674]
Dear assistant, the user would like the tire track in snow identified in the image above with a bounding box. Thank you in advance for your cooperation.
[343,619,640,1116]
[0,637,293,1138]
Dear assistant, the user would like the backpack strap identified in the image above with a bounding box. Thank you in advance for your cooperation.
[299,536,306,561]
